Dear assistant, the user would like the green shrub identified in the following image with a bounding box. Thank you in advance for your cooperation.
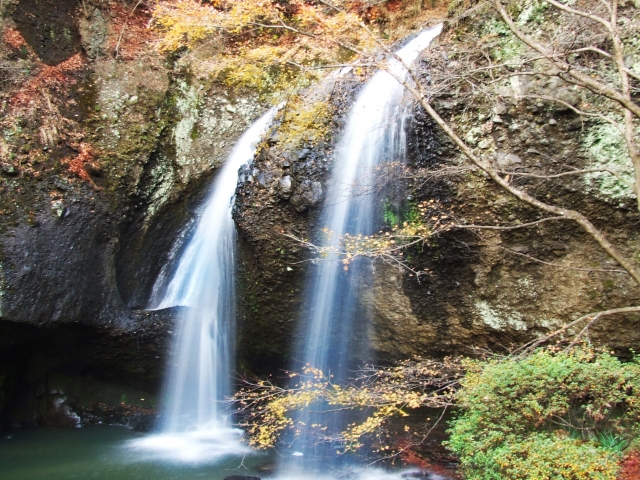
[447,347,640,479]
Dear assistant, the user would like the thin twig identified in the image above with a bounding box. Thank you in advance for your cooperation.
[453,216,565,231]
[115,0,143,59]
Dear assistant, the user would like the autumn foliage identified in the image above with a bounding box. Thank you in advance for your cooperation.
[61,143,100,185]
[150,0,377,98]
[619,452,640,480]
[3,27,27,50]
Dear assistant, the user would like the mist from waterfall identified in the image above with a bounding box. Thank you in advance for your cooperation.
[281,24,443,474]
[126,108,277,463]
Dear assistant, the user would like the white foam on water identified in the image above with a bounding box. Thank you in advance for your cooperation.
[124,427,250,464]
[273,466,448,480]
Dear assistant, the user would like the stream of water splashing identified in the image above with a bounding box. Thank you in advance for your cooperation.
[127,108,277,463]
[282,24,443,473]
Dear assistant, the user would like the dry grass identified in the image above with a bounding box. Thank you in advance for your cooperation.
[367,0,450,42]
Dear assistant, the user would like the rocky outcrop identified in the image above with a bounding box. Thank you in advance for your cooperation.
[233,76,361,372]
[234,30,640,369]
[1,0,638,431]
[0,0,264,427]
[0,307,180,429]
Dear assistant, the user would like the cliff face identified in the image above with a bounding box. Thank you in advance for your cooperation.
[233,23,640,369]
[0,0,638,430]
[0,0,265,428]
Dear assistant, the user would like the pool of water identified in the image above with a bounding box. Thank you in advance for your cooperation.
[0,426,453,480]
[0,426,271,480]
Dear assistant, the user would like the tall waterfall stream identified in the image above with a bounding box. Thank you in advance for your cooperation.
[126,109,278,462]
[280,24,443,479]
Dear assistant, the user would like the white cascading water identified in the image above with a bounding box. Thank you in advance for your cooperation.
[300,23,443,400]
[281,24,443,477]
[127,108,277,463]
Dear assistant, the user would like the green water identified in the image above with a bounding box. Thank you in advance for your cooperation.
[0,427,271,480]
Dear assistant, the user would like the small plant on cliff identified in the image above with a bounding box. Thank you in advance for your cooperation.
[447,347,640,480]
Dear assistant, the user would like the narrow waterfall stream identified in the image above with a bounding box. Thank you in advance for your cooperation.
[280,24,443,477]
[127,109,277,463]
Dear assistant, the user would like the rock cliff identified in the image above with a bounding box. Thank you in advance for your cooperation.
[0,0,638,431]
[0,0,264,428]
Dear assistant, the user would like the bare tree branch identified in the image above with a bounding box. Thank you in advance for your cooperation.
[493,0,640,119]
[513,306,640,357]
[453,216,566,230]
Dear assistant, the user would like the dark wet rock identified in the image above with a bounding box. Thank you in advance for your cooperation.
[10,0,82,65]
[296,148,310,160]
[41,397,81,428]
[223,476,262,480]
[83,163,103,177]
[0,308,181,429]
[290,180,323,212]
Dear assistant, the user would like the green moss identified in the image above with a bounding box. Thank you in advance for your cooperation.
[275,97,334,150]
[583,123,635,199]
[95,85,170,206]
[481,19,524,62]
[173,79,202,164]
[383,199,423,227]
[383,199,400,226]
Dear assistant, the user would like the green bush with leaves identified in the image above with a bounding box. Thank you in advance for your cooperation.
[447,347,640,479]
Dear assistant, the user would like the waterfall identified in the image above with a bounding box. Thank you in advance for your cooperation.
[127,108,277,463]
[282,24,443,472]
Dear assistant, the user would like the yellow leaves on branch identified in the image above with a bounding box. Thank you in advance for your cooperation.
[152,1,222,53]
[340,199,452,267]
[233,359,463,452]
[150,0,376,98]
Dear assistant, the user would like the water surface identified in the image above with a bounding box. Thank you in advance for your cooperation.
[0,426,269,480]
